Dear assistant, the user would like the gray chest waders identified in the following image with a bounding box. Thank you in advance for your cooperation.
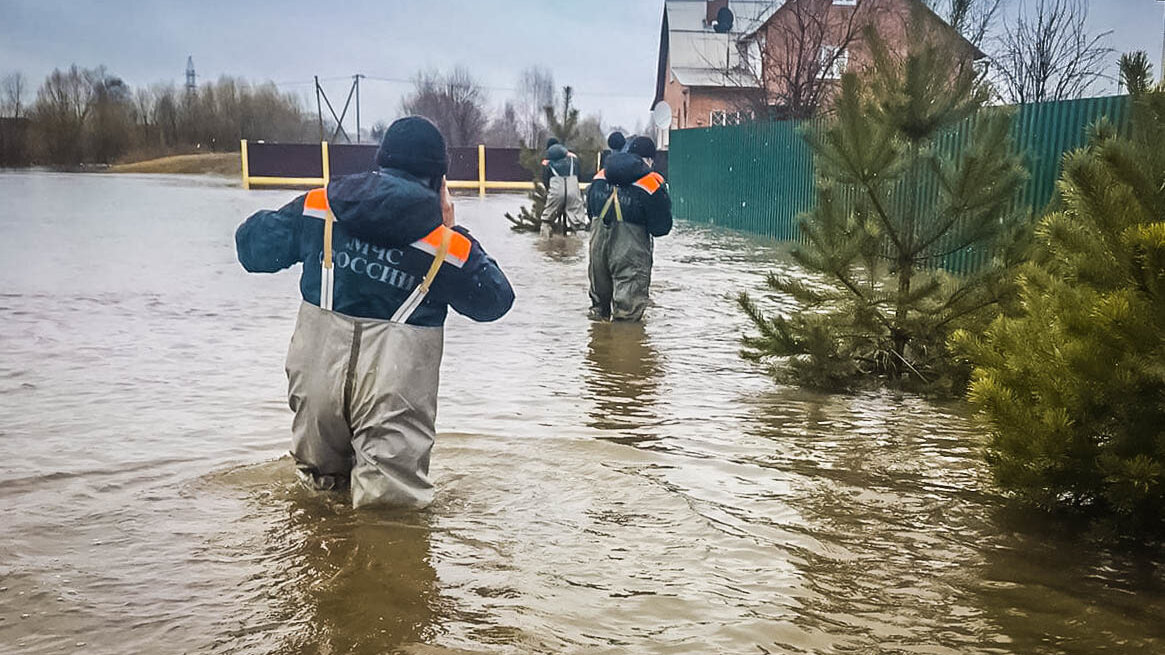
[292,185,454,508]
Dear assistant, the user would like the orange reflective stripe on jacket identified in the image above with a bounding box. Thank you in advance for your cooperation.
[633,172,665,195]
[303,187,329,218]
[411,225,471,268]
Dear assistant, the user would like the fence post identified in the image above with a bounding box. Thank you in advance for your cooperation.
[321,141,331,184]
[478,144,487,197]
[240,139,251,190]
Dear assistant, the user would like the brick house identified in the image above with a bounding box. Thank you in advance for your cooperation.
[652,0,985,133]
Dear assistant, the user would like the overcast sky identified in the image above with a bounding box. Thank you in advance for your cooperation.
[2,0,1163,133]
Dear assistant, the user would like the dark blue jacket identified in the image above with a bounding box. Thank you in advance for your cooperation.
[541,144,580,186]
[586,152,673,237]
[235,168,514,326]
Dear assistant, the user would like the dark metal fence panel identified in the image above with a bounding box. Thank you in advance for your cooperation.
[670,95,1132,272]
[244,143,671,186]
[482,148,528,182]
[247,142,323,178]
[446,147,477,181]
[329,143,377,177]
[0,117,30,167]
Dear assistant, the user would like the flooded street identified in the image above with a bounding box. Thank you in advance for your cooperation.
[1,171,1162,654]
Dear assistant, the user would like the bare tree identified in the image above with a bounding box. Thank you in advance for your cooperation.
[715,0,872,120]
[927,0,1003,48]
[401,66,489,147]
[515,66,554,146]
[86,66,134,163]
[483,101,521,147]
[369,120,389,142]
[992,0,1112,104]
[2,72,27,118]
[32,65,99,164]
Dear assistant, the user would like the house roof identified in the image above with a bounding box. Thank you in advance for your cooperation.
[739,0,987,59]
[665,0,778,34]
[671,66,761,88]
[654,0,986,106]
[653,0,773,104]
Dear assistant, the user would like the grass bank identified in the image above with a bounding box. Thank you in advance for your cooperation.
[108,152,240,176]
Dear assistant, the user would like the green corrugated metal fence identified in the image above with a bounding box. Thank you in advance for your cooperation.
[670,94,1131,270]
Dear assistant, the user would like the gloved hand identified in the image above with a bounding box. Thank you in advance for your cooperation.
[440,177,455,227]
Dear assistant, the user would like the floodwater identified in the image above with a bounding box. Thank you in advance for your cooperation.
[0,171,1161,655]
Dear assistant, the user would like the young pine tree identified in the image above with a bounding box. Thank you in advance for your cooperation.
[739,36,1026,392]
[952,80,1165,532]
[505,86,581,233]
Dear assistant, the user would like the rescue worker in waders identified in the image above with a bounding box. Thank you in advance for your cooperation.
[235,116,514,509]
[539,138,586,235]
[586,135,672,321]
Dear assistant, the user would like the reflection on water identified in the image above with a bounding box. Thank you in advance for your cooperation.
[583,321,661,436]
[0,173,1161,654]
[533,231,585,263]
[272,492,440,654]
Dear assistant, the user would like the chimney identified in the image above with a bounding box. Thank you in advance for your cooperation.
[706,0,728,28]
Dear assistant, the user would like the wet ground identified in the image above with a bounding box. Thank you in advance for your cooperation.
[0,171,1162,654]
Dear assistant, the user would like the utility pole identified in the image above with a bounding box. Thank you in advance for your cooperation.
[315,75,324,142]
[1159,0,1165,84]
[354,74,364,144]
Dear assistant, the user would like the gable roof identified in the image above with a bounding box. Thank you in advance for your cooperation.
[742,0,986,59]
[654,0,987,105]
[653,0,773,104]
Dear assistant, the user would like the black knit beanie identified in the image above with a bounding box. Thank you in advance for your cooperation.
[628,136,657,159]
[606,131,626,151]
[546,137,560,150]
[376,116,448,178]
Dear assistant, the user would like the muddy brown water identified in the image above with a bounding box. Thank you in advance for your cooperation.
[0,171,1161,654]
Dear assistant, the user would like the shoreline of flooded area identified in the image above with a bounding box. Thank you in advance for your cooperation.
[0,172,1161,654]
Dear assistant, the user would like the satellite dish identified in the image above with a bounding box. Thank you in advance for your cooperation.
[713,6,734,33]
[652,101,672,129]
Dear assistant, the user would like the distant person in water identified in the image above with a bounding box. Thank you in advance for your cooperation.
[586,134,672,321]
[235,116,514,509]
[539,137,587,235]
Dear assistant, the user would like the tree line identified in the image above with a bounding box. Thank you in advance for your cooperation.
[0,66,314,167]
[389,65,618,155]
[1,63,623,169]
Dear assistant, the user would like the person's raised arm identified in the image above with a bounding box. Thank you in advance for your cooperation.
[235,194,307,273]
[432,178,514,321]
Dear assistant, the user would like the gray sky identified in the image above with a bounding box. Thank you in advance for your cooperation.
[2,0,1163,132]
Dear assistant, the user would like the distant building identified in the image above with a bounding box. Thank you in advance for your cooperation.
[653,0,984,130]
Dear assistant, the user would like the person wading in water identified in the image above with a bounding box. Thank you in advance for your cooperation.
[586,135,672,321]
[539,138,587,235]
[235,116,514,508]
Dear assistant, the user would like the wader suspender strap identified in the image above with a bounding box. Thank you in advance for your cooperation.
[549,157,576,178]
[320,205,336,311]
[390,227,454,324]
[599,189,623,223]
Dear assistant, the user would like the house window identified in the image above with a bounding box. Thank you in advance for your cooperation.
[710,110,750,126]
[820,46,849,80]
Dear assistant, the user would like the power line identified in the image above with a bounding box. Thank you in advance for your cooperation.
[275,75,648,100]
